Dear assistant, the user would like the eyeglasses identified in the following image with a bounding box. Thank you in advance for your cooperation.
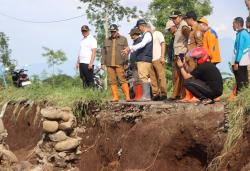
[81,30,88,32]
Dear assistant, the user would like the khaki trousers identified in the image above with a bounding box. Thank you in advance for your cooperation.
[137,62,152,83]
[150,59,167,96]
[107,66,127,85]
[172,56,184,98]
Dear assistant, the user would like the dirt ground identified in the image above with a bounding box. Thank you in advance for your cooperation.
[1,101,249,171]
[2,102,42,161]
[77,102,226,171]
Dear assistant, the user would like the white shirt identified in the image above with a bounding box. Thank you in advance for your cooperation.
[153,31,165,61]
[78,34,97,64]
[129,32,152,52]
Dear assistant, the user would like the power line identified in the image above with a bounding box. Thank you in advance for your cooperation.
[0,11,85,24]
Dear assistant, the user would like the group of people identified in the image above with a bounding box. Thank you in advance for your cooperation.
[76,10,250,104]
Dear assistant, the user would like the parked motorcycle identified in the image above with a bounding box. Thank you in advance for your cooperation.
[12,69,31,87]
[125,66,135,99]
[93,67,104,90]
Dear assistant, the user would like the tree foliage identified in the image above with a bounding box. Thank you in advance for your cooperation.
[0,32,15,70]
[149,0,213,32]
[79,0,140,58]
[42,47,67,87]
[42,47,67,67]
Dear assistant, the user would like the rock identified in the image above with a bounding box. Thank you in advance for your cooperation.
[42,163,54,171]
[65,167,80,171]
[55,138,80,152]
[12,161,33,171]
[41,107,73,122]
[59,115,77,131]
[0,119,5,134]
[0,147,18,163]
[58,152,67,158]
[29,166,43,171]
[48,131,68,142]
[43,121,59,133]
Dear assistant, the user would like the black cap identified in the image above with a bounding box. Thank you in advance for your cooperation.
[136,19,147,27]
[170,11,182,18]
[81,25,90,31]
[129,27,141,36]
[184,11,197,20]
[109,24,119,31]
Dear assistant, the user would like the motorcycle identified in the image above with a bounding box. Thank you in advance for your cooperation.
[12,69,31,87]
[93,67,104,90]
[125,66,136,99]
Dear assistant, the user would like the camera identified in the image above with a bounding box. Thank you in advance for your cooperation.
[179,53,185,62]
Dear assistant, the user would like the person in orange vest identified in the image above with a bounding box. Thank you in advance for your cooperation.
[198,17,222,101]
[198,17,222,64]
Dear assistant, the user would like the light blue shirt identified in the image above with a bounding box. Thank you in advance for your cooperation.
[234,29,250,65]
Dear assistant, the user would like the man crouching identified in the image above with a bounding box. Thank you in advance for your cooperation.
[176,47,223,104]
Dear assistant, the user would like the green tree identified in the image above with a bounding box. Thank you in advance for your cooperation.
[42,47,67,86]
[0,32,15,71]
[149,0,213,32]
[79,0,140,58]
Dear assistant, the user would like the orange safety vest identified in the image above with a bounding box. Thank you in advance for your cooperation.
[203,28,221,63]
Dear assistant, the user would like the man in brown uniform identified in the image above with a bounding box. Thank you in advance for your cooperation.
[180,11,204,102]
[169,11,191,101]
[185,11,203,71]
[101,24,130,102]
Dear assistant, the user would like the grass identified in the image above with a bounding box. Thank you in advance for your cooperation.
[207,86,250,171]
[0,84,111,107]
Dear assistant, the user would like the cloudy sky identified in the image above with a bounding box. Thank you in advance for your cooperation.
[0,0,248,76]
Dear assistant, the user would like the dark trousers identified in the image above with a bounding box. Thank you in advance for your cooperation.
[79,63,94,87]
[233,66,248,93]
[184,79,219,100]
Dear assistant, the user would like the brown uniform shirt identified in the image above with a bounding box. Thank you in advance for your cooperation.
[187,22,204,51]
[101,34,128,66]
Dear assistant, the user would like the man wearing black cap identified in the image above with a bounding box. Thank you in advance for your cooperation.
[122,19,153,101]
[178,11,204,102]
[76,25,97,87]
[169,11,191,101]
[185,11,204,53]
[101,24,130,102]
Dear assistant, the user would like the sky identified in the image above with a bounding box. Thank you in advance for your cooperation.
[0,0,248,76]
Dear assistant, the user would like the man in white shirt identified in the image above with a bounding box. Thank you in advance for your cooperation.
[76,25,97,87]
[149,24,167,101]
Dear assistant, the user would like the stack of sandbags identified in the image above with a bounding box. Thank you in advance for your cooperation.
[36,107,81,170]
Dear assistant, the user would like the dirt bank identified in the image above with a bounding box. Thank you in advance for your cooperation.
[2,101,42,161]
[0,101,228,171]
[78,102,226,171]
[216,120,250,171]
